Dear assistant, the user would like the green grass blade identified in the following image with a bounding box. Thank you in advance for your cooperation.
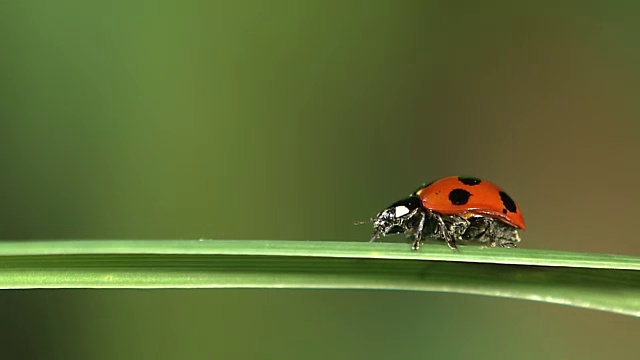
[0,240,638,317]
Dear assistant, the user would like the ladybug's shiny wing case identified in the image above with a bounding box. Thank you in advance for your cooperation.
[415,176,526,229]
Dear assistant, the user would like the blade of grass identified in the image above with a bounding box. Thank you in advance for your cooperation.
[0,240,638,317]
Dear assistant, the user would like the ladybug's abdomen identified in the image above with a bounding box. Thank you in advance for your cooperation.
[416,176,526,229]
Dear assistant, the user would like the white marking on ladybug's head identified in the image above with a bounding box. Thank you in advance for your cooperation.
[394,205,410,218]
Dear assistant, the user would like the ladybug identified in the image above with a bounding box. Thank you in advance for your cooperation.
[368,176,525,251]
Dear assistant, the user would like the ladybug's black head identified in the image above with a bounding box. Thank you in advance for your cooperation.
[369,196,423,242]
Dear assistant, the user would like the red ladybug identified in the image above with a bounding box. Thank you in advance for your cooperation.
[369,176,525,251]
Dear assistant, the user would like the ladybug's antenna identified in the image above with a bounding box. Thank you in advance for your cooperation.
[353,218,373,226]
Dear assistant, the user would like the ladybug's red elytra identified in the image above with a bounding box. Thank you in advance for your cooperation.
[368,176,525,251]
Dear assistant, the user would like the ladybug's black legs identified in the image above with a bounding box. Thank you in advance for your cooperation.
[410,210,427,251]
[431,213,459,251]
[447,215,471,241]
[485,220,498,247]
[425,214,473,251]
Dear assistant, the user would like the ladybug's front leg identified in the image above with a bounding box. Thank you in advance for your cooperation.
[410,210,427,251]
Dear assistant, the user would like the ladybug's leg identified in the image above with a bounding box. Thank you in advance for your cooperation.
[447,215,471,242]
[410,210,427,251]
[432,213,459,251]
[484,219,498,247]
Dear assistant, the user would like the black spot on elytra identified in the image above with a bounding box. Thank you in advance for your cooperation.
[502,208,508,214]
[458,177,482,186]
[499,191,517,213]
[448,188,472,205]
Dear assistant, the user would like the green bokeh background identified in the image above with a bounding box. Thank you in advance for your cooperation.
[1,1,639,359]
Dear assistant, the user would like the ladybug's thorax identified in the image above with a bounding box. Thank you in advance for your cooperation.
[415,176,526,229]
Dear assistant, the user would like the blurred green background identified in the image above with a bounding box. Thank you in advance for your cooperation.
[1,1,639,359]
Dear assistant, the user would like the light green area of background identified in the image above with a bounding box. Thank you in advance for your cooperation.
[1,1,639,359]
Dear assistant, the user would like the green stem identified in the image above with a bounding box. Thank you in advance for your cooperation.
[0,240,638,317]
